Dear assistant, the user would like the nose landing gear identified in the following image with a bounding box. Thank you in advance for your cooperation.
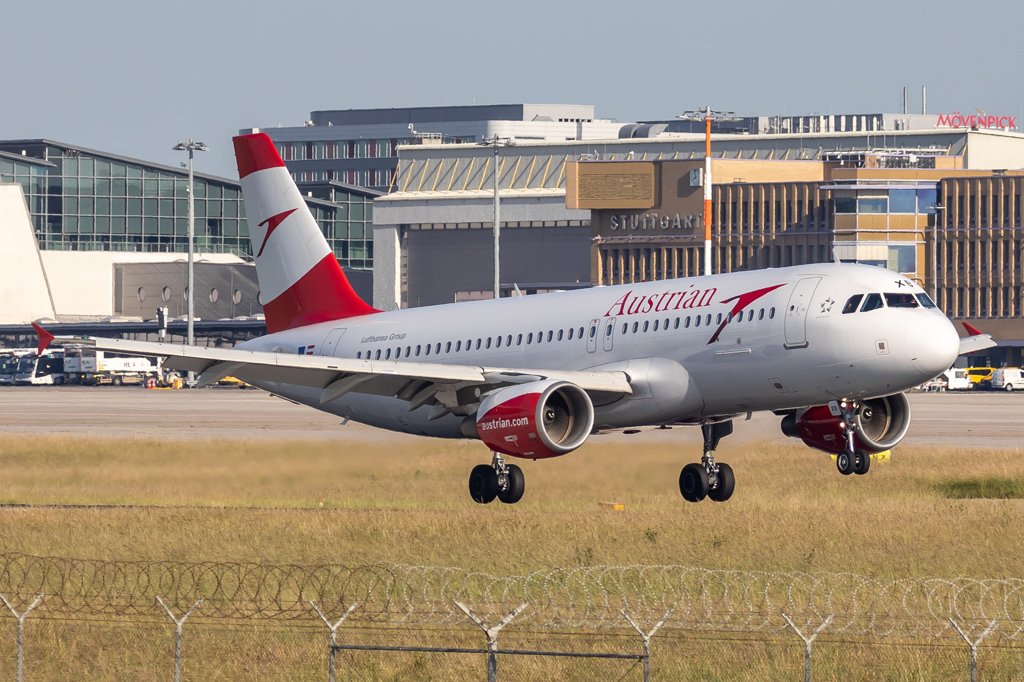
[679,420,736,503]
[468,452,525,504]
[835,401,872,476]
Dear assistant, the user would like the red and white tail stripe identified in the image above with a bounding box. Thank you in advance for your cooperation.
[233,133,378,333]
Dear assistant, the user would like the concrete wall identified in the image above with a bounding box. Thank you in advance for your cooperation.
[115,262,260,320]
[966,130,1024,170]
[405,226,590,307]
[41,251,243,319]
[373,192,590,309]
[0,184,56,323]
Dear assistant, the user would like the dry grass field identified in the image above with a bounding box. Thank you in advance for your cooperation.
[0,390,1022,679]
[0,433,1021,578]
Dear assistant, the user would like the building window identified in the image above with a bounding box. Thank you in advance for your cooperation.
[858,197,888,214]
[834,197,856,214]
[917,188,938,213]
[888,189,916,214]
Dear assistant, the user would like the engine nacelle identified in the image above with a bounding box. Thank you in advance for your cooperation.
[781,393,912,455]
[472,380,594,459]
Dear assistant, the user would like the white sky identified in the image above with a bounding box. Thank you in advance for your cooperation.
[3,0,1022,178]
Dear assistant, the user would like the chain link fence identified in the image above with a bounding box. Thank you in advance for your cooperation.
[1,553,1022,679]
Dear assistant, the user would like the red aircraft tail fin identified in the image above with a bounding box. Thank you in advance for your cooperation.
[31,322,54,355]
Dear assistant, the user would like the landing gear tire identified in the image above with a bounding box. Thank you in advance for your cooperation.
[853,450,871,475]
[708,463,735,502]
[469,464,498,504]
[497,464,525,504]
[679,463,710,502]
[836,451,854,476]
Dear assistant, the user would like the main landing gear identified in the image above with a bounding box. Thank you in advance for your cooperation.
[835,401,871,476]
[679,421,736,503]
[468,452,525,505]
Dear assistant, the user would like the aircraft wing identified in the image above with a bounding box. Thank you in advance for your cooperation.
[88,337,632,408]
[959,322,997,355]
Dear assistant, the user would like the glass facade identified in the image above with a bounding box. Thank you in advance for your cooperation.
[300,182,378,270]
[0,152,49,220]
[0,141,374,270]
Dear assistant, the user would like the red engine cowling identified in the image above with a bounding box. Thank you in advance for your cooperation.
[473,380,594,459]
[781,393,912,455]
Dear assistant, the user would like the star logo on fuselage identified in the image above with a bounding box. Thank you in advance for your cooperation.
[256,208,298,258]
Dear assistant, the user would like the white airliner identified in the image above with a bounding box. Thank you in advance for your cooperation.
[81,133,994,505]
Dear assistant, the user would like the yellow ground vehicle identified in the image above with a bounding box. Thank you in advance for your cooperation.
[965,366,996,389]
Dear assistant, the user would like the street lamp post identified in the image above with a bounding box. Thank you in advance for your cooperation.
[172,139,208,350]
[480,136,509,299]
[678,108,736,277]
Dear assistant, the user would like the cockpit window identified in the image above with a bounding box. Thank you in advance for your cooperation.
[884,293,918,308]
[915,293,937,309]
[842,294,863,314]
[860,293,884,312]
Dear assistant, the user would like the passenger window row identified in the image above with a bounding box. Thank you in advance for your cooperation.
[353,304,782,361]
[356,325,589,360]
[842,292,937,314]
[620,306,777,335]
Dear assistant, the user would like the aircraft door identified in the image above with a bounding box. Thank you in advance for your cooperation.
[587,319,599,353]
[784,277,821,349]
[602,317,617,352]
[319,328,348,356]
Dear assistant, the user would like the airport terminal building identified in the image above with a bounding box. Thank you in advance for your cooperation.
[4,106,1024,364]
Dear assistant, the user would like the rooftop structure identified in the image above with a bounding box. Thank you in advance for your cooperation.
[249,104,623,192]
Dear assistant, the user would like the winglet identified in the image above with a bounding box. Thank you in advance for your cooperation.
[963,322,984,337]
[31,322,55,355]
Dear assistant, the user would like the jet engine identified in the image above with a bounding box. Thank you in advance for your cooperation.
[471,380,594,459]
[780,393,912,455]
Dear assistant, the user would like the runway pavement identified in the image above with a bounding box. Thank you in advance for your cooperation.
[0,386,1019,449]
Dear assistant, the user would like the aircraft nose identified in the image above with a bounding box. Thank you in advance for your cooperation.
[911,314,960,378]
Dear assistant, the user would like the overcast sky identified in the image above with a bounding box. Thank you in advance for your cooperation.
[3,0,1021,178]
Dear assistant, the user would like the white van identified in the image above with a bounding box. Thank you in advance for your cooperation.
[943,368,971,391]
[991,367,1024,392]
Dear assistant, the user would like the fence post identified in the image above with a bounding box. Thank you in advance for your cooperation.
[0,593,43,682]
[156,596,202,682]
[782,613,833,682]
[310,601,358,682]
[948,618,998,682]
[456,601,528,682]
[622,606,671,679]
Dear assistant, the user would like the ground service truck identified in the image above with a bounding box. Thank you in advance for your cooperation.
[64,345,161,385]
